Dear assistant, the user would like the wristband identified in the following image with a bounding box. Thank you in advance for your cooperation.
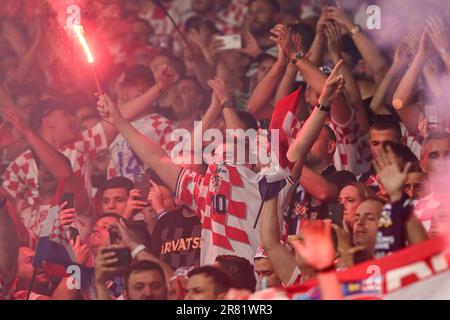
[131,244,146,259]
[316,103,331,113]
[154,210,168,221]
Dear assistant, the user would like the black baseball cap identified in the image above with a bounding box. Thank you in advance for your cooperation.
[28,99,65,132]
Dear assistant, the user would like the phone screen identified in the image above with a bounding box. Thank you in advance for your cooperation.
[61,193,74,209]
[327,203,344,228]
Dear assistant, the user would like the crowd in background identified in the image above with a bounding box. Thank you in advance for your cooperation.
[1,0,450,300]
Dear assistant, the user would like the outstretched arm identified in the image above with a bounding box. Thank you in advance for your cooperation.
[260,197,298,285]
[247,44,287,116]
[392,33,430,135]
[97,95,181,192]
[287,60,346,163]
[327,5,388,84]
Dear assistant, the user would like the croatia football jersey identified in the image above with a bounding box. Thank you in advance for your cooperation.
[108,113,177,179]
[175,161,294,265]
[2,123,108,209]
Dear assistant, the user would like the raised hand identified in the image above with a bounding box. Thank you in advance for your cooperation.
[207,77,233,106]
[70,236,90,265]
[96,94,122,125]
[326,4,354,31]
[316,6,330,39]
[115,219,138,250]
[123,189,148,220]
[415,32,433,63]
[270,24,295,58]
[1,106,31,136]
[318,59,345,106]
[425,15,449,54]
[373,145,412,201]
[155,64,178,89]
[147,180,165,214]
[392,39,413,70]
[0,122,20,148]
[291,220,335,271]
[59,201,77,227]
[240,30,262,58]
[94,244,126,284]
[324,22,342,61]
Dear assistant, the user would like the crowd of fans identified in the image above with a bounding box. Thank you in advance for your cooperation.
[1,0,450,300]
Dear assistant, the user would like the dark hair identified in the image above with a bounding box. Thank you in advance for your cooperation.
[28,99,64,131]
[215,255,257,292]
[100,177,134,197]
[125,260,166,289]
[370,120,402,142]
[287,23,315,51]
[185,16,218,34]
[384,141,418,166]
[94,212,124,224]
[327,171,357,191]
[123,64,155,88]
[62,90,96,115]
[187,266,232,294]
[249,0,281,12]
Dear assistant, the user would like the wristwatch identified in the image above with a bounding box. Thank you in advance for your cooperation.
[350,25,361,36]
[221,100,235,109]
[316,103,331,113]
[290,50,305,64]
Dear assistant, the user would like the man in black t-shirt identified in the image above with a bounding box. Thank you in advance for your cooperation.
[151,207,201,270]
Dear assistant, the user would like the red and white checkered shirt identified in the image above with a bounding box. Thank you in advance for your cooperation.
[414,194,440,234]
[2,123,108,208]
[216,0,248,35]
[108,114,177,179]
[175,161,294,265]
[19,204,51,237]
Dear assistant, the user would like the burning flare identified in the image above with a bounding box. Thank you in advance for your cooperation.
[72,25,94,64]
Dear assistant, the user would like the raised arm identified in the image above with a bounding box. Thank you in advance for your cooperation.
[260,197,298,285]
[426,15,450,73]
[247,44,287,116]
[97,95,181,192]
[13,17,43,84]
[327,5,388,84]
[271,24,352,125]
[392,33,430,134]
[370,40,411,115]
[287,60,345,163]
[207,77,247,130]
[325,22,369,134]
[100,64,178,144]
[1,106,72,181]
[307,7,328,66]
